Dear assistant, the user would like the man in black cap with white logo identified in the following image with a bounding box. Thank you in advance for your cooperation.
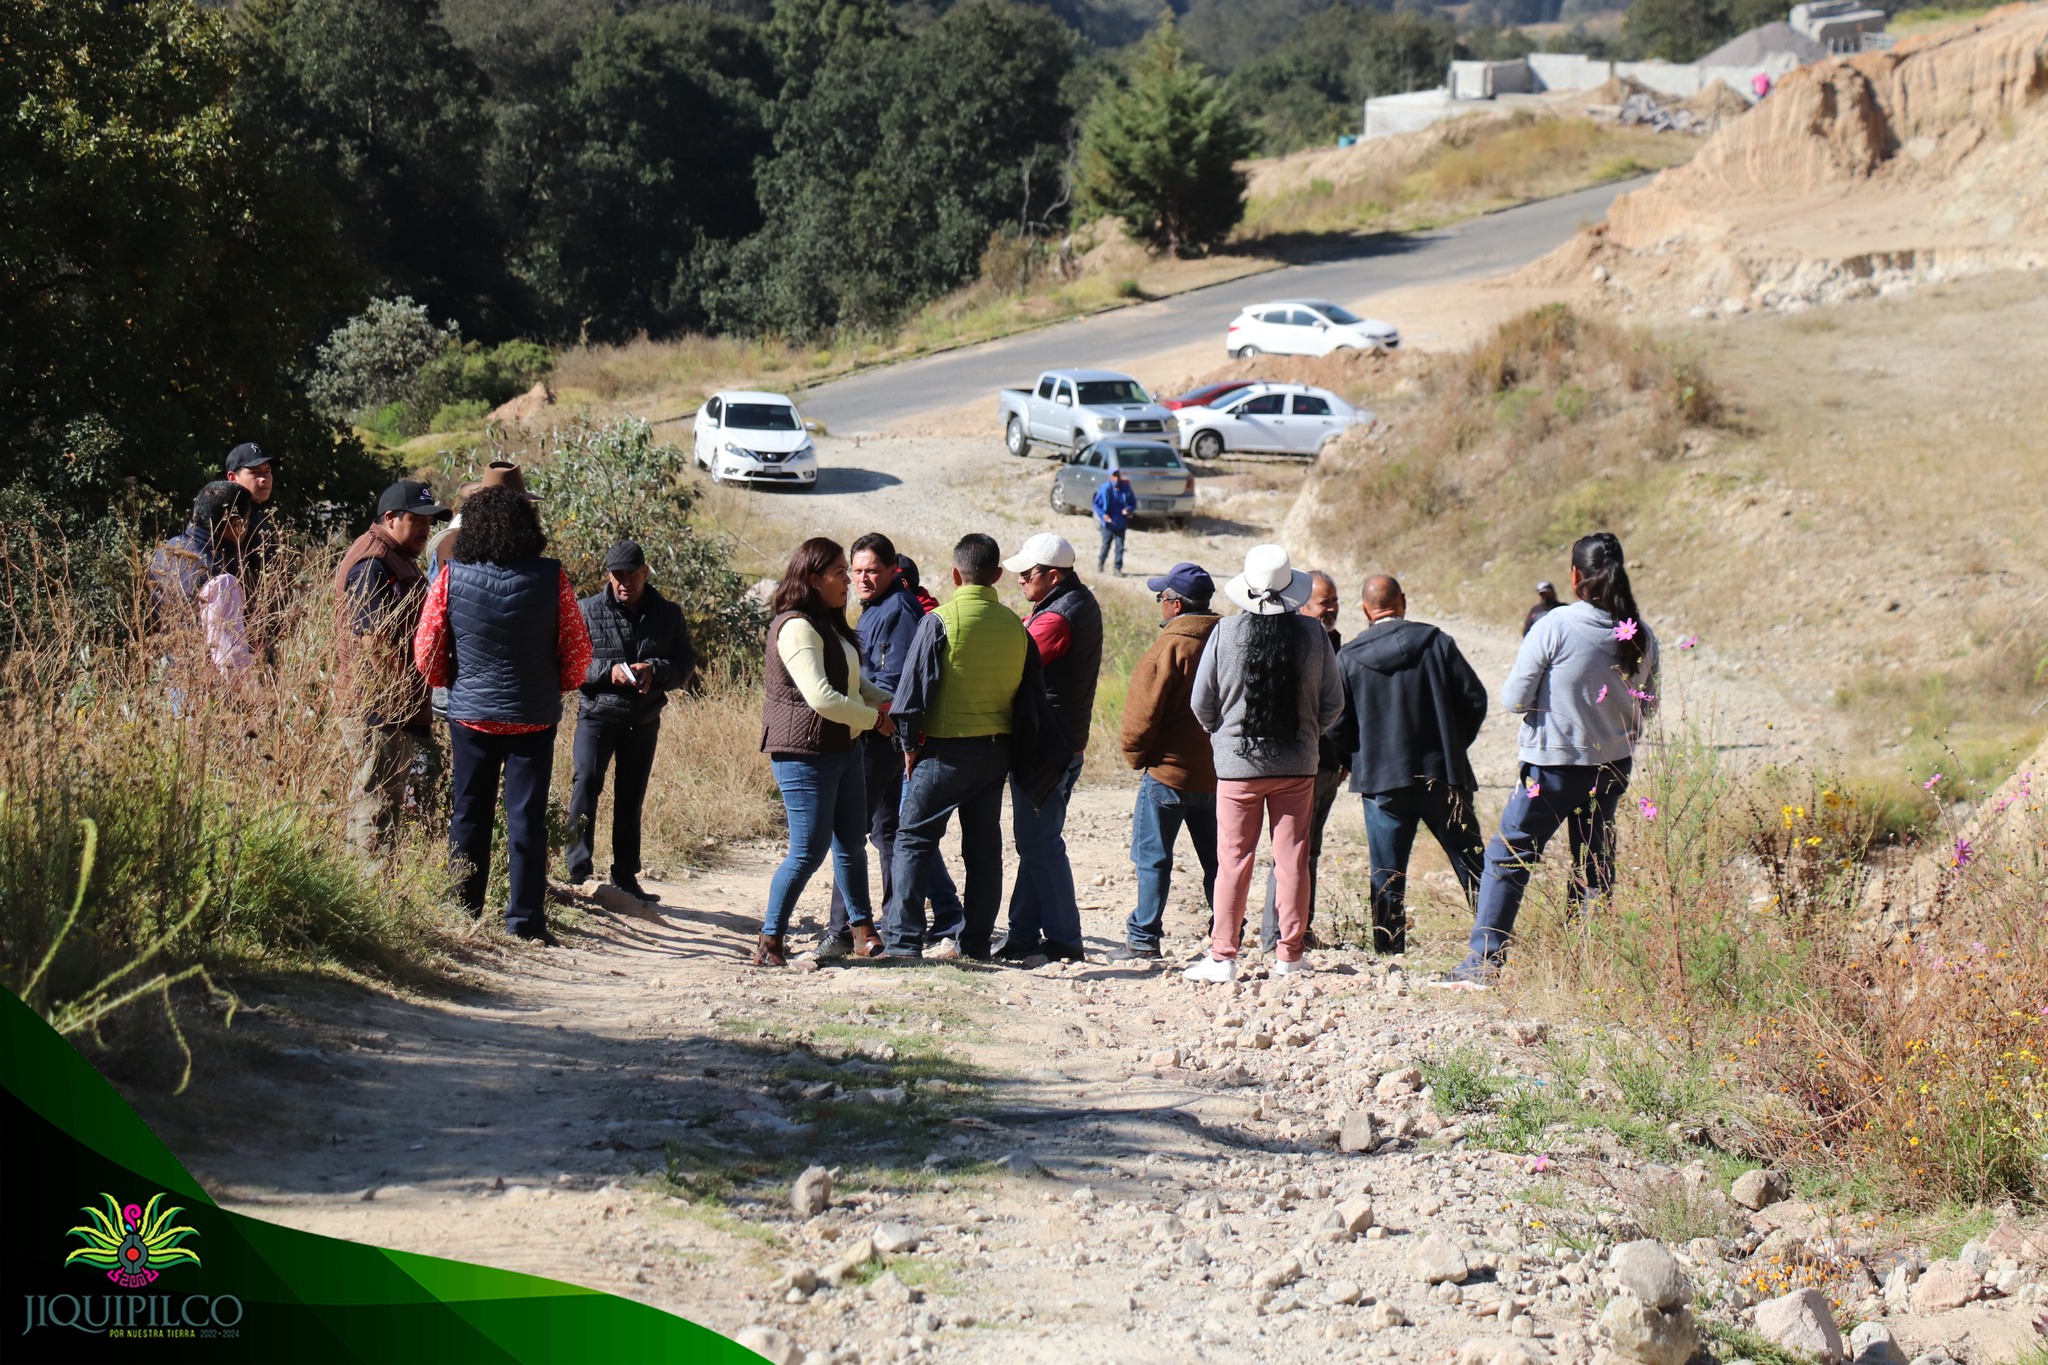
[567,540,697,899]
[224,441,277,581]
[334,480,451,854]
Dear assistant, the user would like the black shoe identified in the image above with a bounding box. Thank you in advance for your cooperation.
[992,938,1040,962]
[611,874,656,902]
[566,866,593,886]
[513,925,562,948]
[1109,944,1162,962]
[1041,939,1086,964]
[816,932,855,960]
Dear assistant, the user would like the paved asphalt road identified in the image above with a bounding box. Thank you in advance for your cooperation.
[798,176,1642,434]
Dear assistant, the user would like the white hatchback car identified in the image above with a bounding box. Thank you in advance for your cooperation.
[693,391,818,489]
[1225,300,1399,358]
[1174,383,1372,459]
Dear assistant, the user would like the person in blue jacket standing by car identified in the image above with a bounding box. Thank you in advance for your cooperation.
[1093,467,1139,576]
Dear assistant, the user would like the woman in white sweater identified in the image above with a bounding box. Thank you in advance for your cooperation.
[756,537,893,965]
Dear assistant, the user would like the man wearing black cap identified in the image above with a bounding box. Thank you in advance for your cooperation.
[1112,562,1223,960]
[334,480,451,854]
[225,441,283,654]
[566,541,696,898]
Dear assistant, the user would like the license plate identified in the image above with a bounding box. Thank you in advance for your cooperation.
[1141,499,1171,510]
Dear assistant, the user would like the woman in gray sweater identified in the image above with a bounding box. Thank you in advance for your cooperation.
[1443,532,1660,987]
[1186,546,1345,983]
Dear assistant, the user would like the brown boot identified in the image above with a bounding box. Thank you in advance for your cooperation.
[850,923,883,959]
[752,933,786,967]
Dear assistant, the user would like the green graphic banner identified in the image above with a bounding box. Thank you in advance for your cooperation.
[0,988,755,1362]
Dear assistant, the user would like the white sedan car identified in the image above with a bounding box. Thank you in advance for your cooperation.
[1174,383,1372,459]
[693,391,818,489]
[1225,300,1399,358]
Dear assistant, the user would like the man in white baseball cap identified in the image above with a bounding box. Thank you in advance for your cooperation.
[995,532,1100,963]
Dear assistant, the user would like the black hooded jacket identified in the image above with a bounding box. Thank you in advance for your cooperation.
[1332,617,1487,795]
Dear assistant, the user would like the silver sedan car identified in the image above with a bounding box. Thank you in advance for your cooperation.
[1050,441,1196,527]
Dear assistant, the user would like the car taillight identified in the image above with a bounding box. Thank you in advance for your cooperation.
[1226,324,1239,332]
[1183,476,1195,494]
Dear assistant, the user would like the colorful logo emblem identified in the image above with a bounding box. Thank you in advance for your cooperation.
[65,1194,201,1288]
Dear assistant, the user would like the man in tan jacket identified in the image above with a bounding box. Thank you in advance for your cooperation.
[1113,562,1222,961]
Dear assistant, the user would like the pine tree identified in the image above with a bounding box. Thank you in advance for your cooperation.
[1076,18,1253,258]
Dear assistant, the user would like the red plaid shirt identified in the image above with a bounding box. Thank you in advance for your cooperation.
[413,566,591,734]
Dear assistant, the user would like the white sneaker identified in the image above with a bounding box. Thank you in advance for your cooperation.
[927,937,961,960]
[1182,955,1238,984]
[1271,958,1309,977]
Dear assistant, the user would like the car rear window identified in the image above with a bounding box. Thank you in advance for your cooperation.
[726,403,800,430]
[1292,395,1333,416]
[1075,380,1149,405]
[1234,393,1286,415]
[1114,445,1181,468]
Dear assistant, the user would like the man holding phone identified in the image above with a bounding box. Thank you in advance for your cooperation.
[566,541,696,898]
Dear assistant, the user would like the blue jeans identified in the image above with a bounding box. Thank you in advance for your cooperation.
[1360,782,1485,955]
[1460,759,1631,975]
[1125,772,1217,950]
[887,736,1010,956]
[826,731,963,939]
[764,750,871,936]
[1006,751,1087,952]
[1097,522,1126,574]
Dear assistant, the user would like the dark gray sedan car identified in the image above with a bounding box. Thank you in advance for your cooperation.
[1050,441,1196,527]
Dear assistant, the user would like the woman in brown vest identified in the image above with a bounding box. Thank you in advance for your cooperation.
[758,537,894,965]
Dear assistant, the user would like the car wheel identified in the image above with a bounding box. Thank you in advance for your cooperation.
[709,460,725,485]
[1006,416,1031,458]
[1190,430,1224,461]
[1050,481,1070,515]
[1234,345,1261,359]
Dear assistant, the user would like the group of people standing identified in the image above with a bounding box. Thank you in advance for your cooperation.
[151,454,697,947]
[755,527,1658,986]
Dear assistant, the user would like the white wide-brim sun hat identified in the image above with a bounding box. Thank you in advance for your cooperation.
[1223,543,1311,615]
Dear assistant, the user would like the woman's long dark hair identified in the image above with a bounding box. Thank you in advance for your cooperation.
[1572,531,1645,676]
[1235,610,1304,761]
[771,536,857,643]
[451,485,547,565]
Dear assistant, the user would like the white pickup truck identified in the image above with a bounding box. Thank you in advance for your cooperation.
[998,369,1174,458]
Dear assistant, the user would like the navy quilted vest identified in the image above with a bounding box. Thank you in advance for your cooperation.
[445,558,563,726]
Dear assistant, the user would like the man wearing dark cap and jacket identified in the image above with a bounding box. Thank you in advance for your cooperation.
[566,540,696,898]
[335,480,451,853]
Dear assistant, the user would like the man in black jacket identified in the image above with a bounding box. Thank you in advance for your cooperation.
[566,541,696,898]
[1332,575,1488,955]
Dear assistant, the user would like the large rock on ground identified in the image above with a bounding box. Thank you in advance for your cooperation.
[1598,1294,1698,1365]
[1730,1168,1792,1210]
[1754,1287,1844,1363]
[790,1165,832,1217]
[1847,1321,1908,1365]
[734,1325,801,1365]
[1339,1110,1378,1152]
[1412,1231,1470,1284]
[1908,1259,1982,1313]
[1612,1239,1692,1310]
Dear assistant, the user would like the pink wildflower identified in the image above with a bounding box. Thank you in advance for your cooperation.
[1629,687,1656,702]
[1638,797,1659,821]
[1953,838,1973,869]
[1595,684,1609,704]
[1677,634,1699,649]
[1525,778,1541,799]
[1612,618,1639,642]
[1923,773,1943,792]
[1525,1154,1552,1173]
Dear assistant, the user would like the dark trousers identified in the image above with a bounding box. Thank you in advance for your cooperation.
[1461,759,1632,973]
[565,713,660,882]
[448,723,558,938]
[1125,772,1217,950]
[1258,766,1344,951]
[886,736,1009,957]
[1360,781,1485,955]
[828,730,964,940]
[1097,522,1126,574]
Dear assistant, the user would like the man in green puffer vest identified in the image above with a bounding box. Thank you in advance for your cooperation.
[883,533,1031,960]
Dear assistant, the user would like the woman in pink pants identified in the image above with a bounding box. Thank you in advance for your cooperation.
[1185,545,1345,983]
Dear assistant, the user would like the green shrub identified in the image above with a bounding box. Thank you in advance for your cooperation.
[429,400,489,433]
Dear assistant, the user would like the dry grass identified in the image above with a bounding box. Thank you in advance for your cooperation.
[1239,113,1698,242]
[1300,303,1719,622]
[1501,720,2048,1206]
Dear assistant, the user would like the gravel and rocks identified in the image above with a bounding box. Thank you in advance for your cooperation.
[1754,1287,1844,1363]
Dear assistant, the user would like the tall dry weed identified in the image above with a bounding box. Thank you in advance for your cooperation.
[1504,683,2048,1205]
